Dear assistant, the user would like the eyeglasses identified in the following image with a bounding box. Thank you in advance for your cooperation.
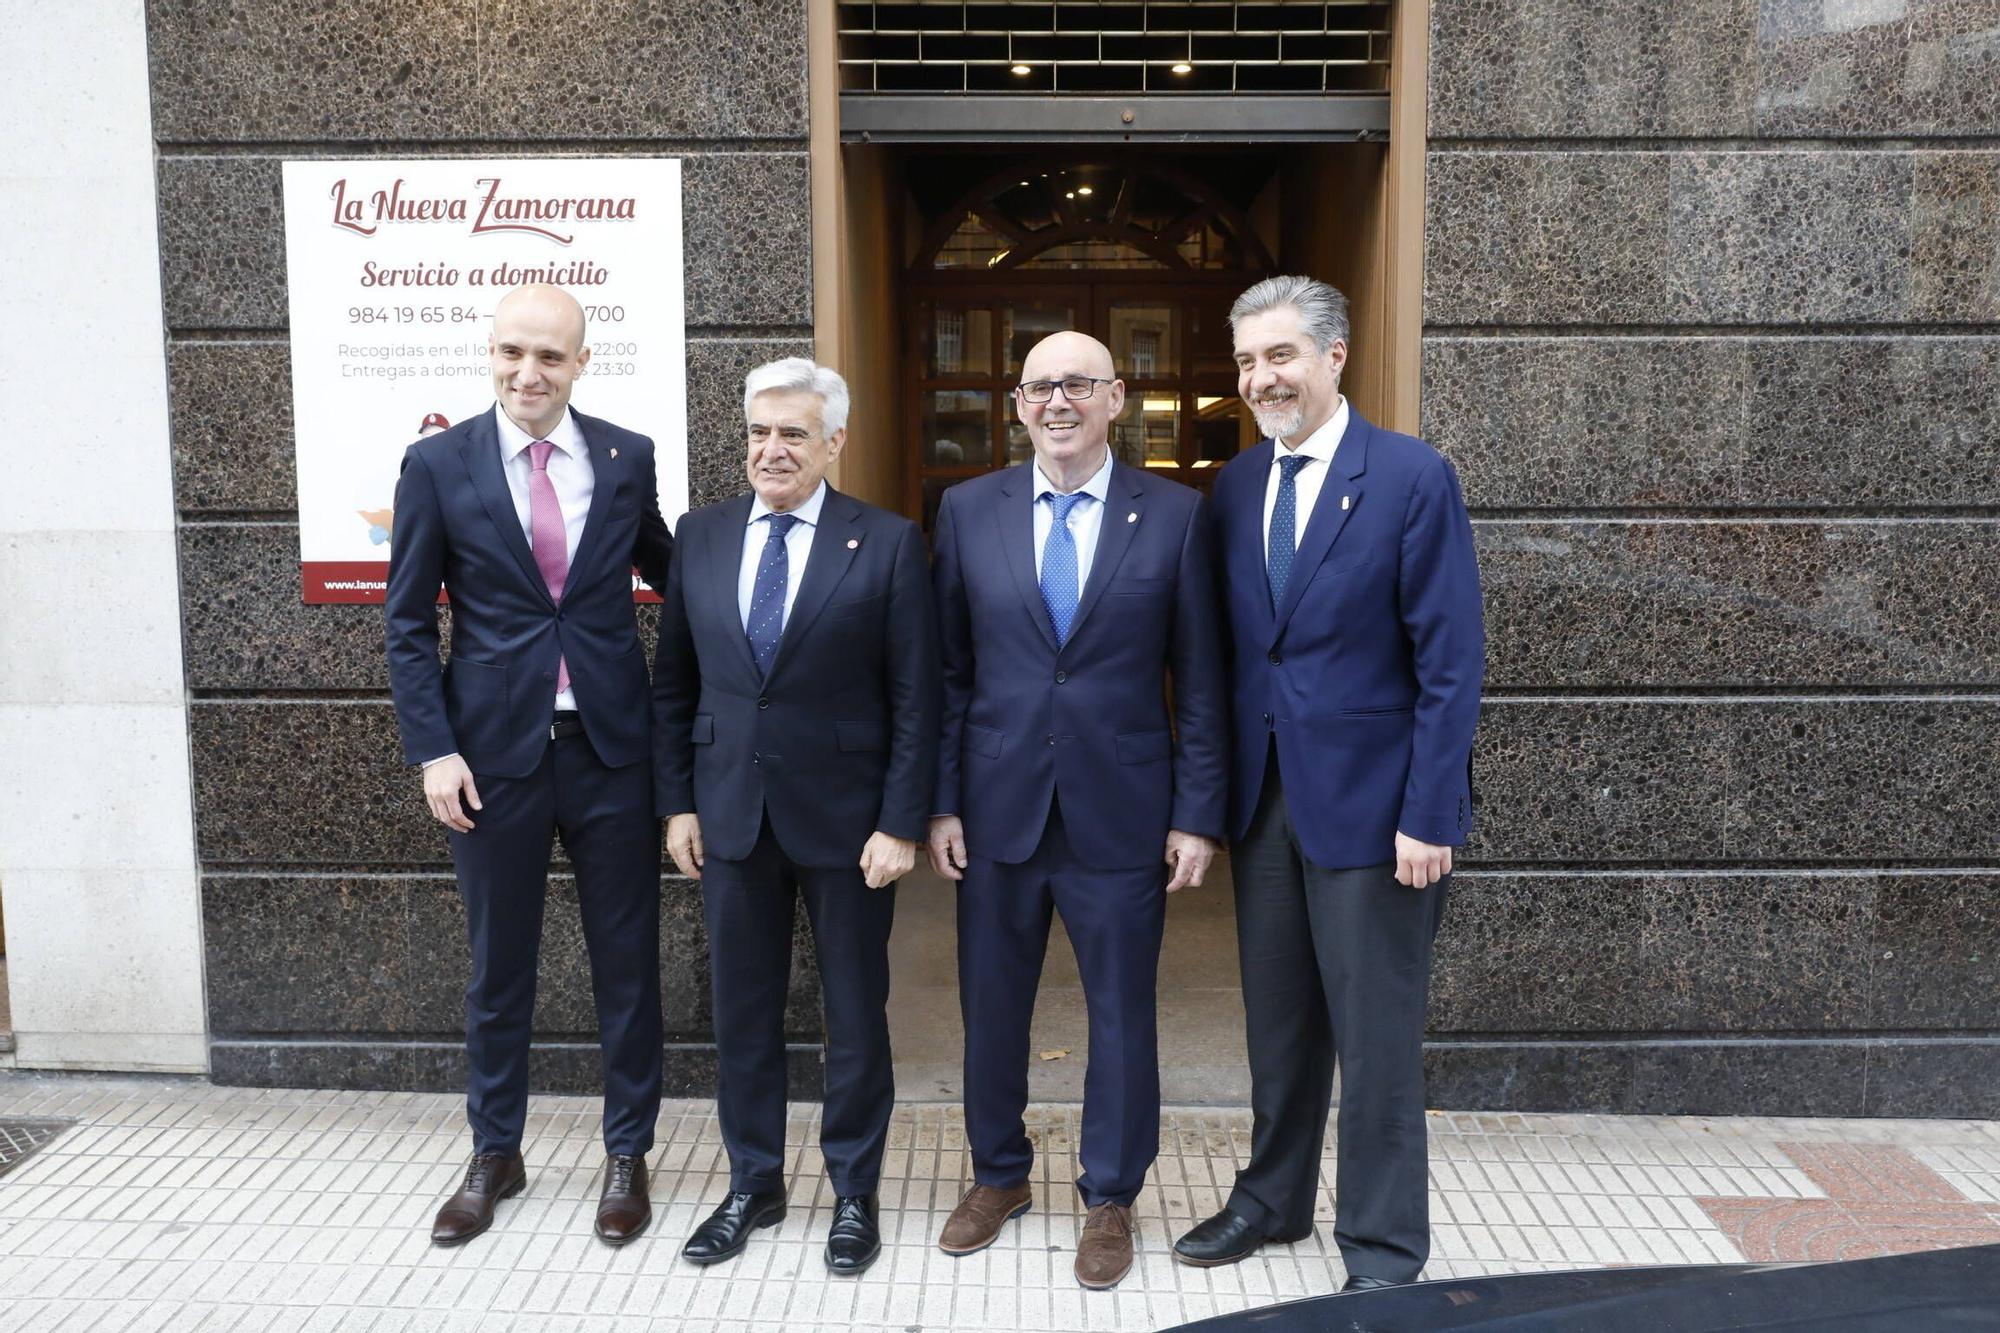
[1015,376,1114,404]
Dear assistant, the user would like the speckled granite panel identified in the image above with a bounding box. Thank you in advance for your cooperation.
[1424,1042,1638,1114]
[1869,874,2000,1028]
[144,0,481,143]
[1722,700,1999,860]
[1428,0,1756,139]
[1478,521,2000,688]
[157,156,287,330]
[210,1038,824,1097]
[681,154,813,329]
[1432,873,1873,1034]
[189,701,450,864]
[1425,1041,1869,1115]
[478,0,808,141]
[1864,1042,2000,1117]
[180,524,394,690]
[158,154,813,333]
[1426,151,2000,327]
[1468,701,1731,862]
[1754,0,2000,137]
[168,341,297,513]
[684,338,816,510]
[1426,336,2000,510]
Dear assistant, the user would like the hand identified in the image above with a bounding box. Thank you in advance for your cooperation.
[1394,832,1453,889]
[423,756,481,832]
[927,815,968,881]
[666,812,705,880]
[860,832,917,890]
[1163,830,1219,893]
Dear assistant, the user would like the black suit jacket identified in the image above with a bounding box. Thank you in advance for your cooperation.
[651,485,941,868]
[384,405,673,777]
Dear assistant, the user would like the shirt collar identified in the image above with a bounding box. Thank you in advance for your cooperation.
[1276,395,1348,464]
[749,478,829,528]
[495,404,584,462]
[1033,448,1114,505]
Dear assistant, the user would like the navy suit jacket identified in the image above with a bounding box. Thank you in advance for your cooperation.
[651,486,941,868]
[932,459,1228,871]
[384,405,673,778]
[1211,409,1484,869]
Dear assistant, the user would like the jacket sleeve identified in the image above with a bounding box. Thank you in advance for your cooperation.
[1397,453,1485,846]
[875,519,943,841]
[931,488,971,819]
[649,516,701,819]
[383,447,455,766]
[1167,495,1229,840]
[632,437,674,596]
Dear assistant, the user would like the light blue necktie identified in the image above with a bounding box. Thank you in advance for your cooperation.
[746,513,799,678]
[1267,453,1313,608]
[1040,491,1088,645]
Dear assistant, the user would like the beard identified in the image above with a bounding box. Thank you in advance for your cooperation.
[1249,396,1304,441]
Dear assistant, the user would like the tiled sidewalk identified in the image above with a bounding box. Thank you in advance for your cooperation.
[0,1073,1997,1332]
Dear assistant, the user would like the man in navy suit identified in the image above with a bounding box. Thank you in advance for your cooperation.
[652,359,939,1275]
[385,284,672,1248]
[1172,276,1484,1290]
[929,332,1227,1290]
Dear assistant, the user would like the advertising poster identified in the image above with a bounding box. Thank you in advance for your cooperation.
[280,158,686,603]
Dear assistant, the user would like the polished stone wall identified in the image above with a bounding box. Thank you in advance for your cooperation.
[146,0,821,1093]
[1423,0,2000,1114]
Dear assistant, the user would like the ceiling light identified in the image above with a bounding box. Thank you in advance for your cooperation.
[1010,63,1032,76]
[1171,62,1193,75]
[1065,191,1076,199]
[1076,186,1094,196]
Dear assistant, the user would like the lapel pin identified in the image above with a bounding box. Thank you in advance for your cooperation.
[1341,495,1351,510]
[1126,511,1138,523]
[847,537,860,549]
[608,447,619,459]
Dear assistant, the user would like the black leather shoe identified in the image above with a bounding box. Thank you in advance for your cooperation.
[682,1189,787,1265]
[1341,1274,1399,1293]
[825,1194,881,1274]
[1172,1208,1310,1267]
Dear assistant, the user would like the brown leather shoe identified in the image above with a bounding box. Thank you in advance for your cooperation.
[594,1154,651,1246]
[1075,1202,1135,1289]
[431,1151,526,1246]
[938,1182,1034,1255]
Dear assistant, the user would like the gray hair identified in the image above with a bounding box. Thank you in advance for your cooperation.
[742,357,850,434]
[1228,275,1350,353]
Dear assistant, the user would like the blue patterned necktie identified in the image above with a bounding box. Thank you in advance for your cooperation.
[1040,491,1089,645]
[746,512,800,678]
[1267,452,1313,607]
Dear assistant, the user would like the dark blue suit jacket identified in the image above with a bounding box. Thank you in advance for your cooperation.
[1211,409,1484,869]
[384,406,673,778]
[651,487,941,868]
[932,459,1228,871]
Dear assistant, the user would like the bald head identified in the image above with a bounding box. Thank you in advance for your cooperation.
[1013,330,1124,486]
[1020,331,1114,385]
[489,284,591,438]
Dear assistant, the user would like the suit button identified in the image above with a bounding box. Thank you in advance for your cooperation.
[1046,733,1056,747]
[1268,651,1282,665]
[752,753,762,766]
[757,697,770,709]
[1054,671,1067,684]
[1262,712,1272,727]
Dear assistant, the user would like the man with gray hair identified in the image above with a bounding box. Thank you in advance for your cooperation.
[1173,276,1484,1291]
[652,357,940,1275]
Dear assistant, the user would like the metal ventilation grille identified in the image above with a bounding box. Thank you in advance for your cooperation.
[838,2,1395,93]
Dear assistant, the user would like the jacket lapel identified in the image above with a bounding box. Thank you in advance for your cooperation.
[996,464,1061,653]
[707,495,762,680]
[564,411,621,592]
[1271,413,1369,641]
[460,407,554,608]
[1233,440,1278,639]
[1067,460,1145,642]
[767,487,863,681]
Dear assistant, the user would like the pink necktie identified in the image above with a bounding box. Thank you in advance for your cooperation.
[527,441,570,694]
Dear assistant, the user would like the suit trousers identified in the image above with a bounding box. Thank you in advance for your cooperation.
[1226,748,1447,1283]
[958,802,1167,1208]
[447,731,663,1157]
[703,817,898,1197]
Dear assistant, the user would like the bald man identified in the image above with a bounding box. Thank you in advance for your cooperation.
[928,332,1228,1289]
[385,284,673,1249]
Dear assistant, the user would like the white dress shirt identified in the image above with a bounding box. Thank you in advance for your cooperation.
[738,479,827,632]
[495,404,593,711]
[1031,449,1114,585]
[1261,395,1350,556]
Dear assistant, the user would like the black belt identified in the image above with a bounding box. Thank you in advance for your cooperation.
[550,711,585,740]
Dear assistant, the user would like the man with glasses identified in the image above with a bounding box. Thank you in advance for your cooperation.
[928,331,1227,1290]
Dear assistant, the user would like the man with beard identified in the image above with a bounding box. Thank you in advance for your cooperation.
[1173,276,1484,1291]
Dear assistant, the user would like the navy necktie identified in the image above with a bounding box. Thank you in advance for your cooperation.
[746,513,800,678]
[1267,453,1313,607]
[1040,491,1088,645]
